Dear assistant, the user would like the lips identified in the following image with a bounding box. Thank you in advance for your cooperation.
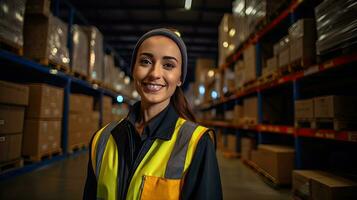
[142,82,166,93]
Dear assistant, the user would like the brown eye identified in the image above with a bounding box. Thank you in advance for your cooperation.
[163,63,175,69]
[139,58,152,65]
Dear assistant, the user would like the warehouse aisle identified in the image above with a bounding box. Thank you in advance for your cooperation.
[0,151,291,199]
[217,151,291,200]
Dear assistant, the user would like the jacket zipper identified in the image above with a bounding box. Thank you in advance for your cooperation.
[138,175,147,199]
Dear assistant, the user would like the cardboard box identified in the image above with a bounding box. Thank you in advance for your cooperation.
[234,61,245,89]
[233,105,244,125]
[289,19,316,66]
[263,56,278,76]
[72,25,89,76]
[26,0,51,17]
[293,170,357,200]
[23,119,62,156]
[258,145,295,184]
[0,133,22,162]
[70,94,93,113]
[68,113,83,146]
[278,36,290,68]
[0,81,29,106]
[0,105,25,134]
[226,134,237,152]
[243,96,258,124]
[251,149,263,165]
[24,14,69,67]
[243,45,257,83]
[27,84,63,119]
[241,137,255,160]
[295,99,314,120]
[314,96,357,119]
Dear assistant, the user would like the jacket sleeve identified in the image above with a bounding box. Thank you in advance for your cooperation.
[83,137,97,200]
[181,131,223,200]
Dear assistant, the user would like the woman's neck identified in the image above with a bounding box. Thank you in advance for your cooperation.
[135,99,170,134]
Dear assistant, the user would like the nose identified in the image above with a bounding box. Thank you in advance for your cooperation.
[148,61,162,79]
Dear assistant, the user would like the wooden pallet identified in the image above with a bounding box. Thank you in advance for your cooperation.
[259,72,278,84]
[290,58,314,71]
[38,58,70,73]
[89,78,103,86]
[24,148,63,163]
[242,158,288,189]
[71,70,88,81]
[0,37,23,56]
[243,79,258,90]
[0,158,24,174]
[277,65,292,77]
[67,143,87,154]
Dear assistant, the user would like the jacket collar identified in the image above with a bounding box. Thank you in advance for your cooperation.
[126,101,179,140]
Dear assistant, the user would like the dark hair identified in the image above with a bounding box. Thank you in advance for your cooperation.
[171,87,196,122]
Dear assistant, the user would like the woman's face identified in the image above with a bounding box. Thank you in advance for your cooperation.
[133,36,182,105]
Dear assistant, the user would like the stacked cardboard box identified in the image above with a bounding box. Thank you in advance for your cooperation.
[83,26,104,82]
[26,0,51,17]
[223,68,235,95]
[0,81,29,163]
[295,99,314,126]
[241,137,255,160]
[243,96,258,125]
[233,104,244,125]
[102,96,113,126]
[104,54,116,87]
[289,19,316,67]
[24,13,70,67]
[293,170,357,200]
[71,25,89,77]
[226,134,237,153]
[243,45,257,84]
[0,0,26,48]
[252,144,295,184]
[234,60,245,90]
[69,94,98,147]
[277,36,290,68]
[23,84,63,158]
[262,56,278,77]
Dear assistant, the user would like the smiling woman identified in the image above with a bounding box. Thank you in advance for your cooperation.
[83,28,223,200]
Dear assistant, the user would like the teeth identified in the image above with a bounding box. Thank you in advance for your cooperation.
[146,84,162,91]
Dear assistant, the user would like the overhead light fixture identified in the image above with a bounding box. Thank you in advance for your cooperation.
[223,41,229,48]
[207,70,215,78]
[229,28,236,37]
[117,95,124,103]
[185,0,192,10]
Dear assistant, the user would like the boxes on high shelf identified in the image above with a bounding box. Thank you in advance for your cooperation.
[223,68,236,94]
[278,36,290,68]
[226,134,237,153]
[0,0,26,48]
[292,170,357,200]
[241,137,255,160]
[26,0,51,17]
[289,19,316,67]
[71,25,89,77]
[224,110,234,122]
[27,84,64,119]
[23,119,61,156]
[295,99,314,120]
[24,14,70,67]
[243,44,257,84]
[82,26,104,82]
[314,96,357,119]
[263,56,278,77]
[104,54,115,86]
[257,144,295,184]
[243,96,258,125]
[195,58,215,84]
[234,60,245,90]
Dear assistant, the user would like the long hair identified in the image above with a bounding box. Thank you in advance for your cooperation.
[171,87,196,122]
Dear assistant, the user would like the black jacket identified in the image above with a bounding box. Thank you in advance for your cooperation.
[83,102,222,199]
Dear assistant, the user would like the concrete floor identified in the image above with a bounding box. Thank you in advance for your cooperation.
[0,151,291,200]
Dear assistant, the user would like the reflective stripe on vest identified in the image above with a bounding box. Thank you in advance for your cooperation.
[92,118,213,200]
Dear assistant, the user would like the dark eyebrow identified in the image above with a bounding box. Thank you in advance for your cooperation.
[163,56,178,63]
[140,52,154,58]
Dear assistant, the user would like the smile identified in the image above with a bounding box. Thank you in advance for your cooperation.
[142,82,166,92]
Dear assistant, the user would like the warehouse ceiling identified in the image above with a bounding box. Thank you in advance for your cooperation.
[61,0,232,84]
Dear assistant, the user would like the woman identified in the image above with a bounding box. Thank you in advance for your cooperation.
[84,28,222,200]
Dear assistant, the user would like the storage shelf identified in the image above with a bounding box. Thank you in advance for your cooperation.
[222,0,304,69]
[198,53,357,111]
[199,120,357,143]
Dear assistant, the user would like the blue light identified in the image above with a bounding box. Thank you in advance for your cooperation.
[199,85,205,95]
[211,90,218,99]
[117,95,124,103]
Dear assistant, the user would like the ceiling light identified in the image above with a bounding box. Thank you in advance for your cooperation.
[223,42,229,48]
[229,28,236,37]
[208,70,215,78]
[185,0,192,10]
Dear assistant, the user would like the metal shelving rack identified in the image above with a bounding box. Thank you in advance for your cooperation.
[197,0,357,172]
[0,1,134,180]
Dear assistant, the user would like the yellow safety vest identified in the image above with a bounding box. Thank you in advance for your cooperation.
[91,117,214,200]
